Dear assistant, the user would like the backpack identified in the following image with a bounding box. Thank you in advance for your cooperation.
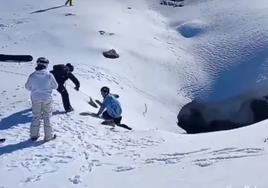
[53,64,70,78]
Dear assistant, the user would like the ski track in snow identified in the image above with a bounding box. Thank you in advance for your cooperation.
[145,147,265,167]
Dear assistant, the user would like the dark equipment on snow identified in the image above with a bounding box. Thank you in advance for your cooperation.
[0,54,33,62]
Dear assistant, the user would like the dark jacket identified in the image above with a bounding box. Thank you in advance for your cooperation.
[50,64,80,88]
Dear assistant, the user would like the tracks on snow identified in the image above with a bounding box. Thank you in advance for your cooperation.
[0,101,268,186]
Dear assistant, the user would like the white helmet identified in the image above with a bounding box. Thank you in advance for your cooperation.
[36,57,49,68]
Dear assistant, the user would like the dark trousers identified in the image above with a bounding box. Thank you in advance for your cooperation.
[102,110,122,125]
[57,85,72,111]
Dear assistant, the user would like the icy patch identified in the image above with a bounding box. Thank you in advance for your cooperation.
[176,20,210,38]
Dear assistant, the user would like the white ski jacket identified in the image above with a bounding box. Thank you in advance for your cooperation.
[25,69,58,101]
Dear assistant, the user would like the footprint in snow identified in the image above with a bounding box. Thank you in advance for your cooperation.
[113,166,135,172]
[192,147,264,167]
[79,163,93,173]
[20,175,42,185]
[69,175,82,184]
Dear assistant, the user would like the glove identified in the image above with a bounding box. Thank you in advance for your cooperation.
[74,86,79,91]
[57,87,65,93]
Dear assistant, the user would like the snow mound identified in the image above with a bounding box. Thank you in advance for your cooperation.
[176,19,209,38]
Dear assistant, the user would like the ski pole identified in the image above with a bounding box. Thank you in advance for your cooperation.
[79,90,90,97]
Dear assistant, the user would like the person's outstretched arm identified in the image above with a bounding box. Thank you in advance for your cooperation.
[68,72,80,89]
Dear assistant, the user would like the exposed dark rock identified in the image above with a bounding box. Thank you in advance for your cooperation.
[65,13,75,16]
[160,0,184,7]
[250,99,268,122]
[103,49,119,59]
[173,4,184,7]
[99,30,115,36]
[99,30,105,35]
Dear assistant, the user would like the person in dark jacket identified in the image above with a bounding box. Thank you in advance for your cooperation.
[50,63,80,113]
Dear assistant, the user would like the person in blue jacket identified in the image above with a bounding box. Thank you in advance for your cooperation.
[93,86,122,126]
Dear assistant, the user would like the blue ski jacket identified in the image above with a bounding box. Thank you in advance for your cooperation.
[101,94,122,118]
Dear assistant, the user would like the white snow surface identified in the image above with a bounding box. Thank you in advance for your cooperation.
[0,0,268,187]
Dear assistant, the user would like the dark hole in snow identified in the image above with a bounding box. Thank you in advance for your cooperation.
[177,97,268,134]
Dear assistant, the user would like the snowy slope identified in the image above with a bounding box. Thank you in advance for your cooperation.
[152,0,268,101]
[1,0,268,187]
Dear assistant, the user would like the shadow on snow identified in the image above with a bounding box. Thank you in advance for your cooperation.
[0,139,45,156]
[30,5,66,14]
[0,108,32,130]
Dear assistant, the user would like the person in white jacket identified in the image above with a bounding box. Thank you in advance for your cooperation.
[25,57,58,141]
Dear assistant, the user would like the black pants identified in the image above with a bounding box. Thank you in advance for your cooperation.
[102,111,122,125]
[57,85,72,111]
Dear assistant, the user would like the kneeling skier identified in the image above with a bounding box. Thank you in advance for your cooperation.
[93,86,122,126]
[92,86,132,130]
